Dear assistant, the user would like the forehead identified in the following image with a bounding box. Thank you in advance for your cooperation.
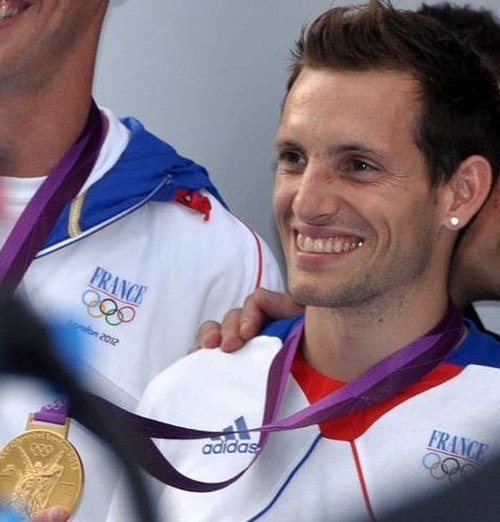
[278,68,421,152]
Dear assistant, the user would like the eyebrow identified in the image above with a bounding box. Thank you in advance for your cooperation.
[331,143,392,163]
[273,138,301,151]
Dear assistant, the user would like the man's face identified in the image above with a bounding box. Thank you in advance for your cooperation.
[273,67,450,309]
[451,180,500,303]
[0,0,107,88]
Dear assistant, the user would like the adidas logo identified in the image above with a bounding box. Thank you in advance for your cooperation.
[202,416,259,455]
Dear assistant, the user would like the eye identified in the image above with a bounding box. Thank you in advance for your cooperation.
[278,149,306,166]
[352,158,376,172]
[275,148,307,174]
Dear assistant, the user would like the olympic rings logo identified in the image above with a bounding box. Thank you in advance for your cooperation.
[82,290,136,326]
[422,452,477,483]
[43,399,67,412]
[30,443,54,458]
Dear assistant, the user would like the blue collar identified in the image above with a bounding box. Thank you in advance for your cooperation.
[42,117,226,251]
[262,315,500,370]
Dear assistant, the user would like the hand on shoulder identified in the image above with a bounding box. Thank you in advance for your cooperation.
[197,288,303,352]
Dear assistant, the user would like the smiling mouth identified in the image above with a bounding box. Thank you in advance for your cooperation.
[0,0,27,20]
[297,233,364,254]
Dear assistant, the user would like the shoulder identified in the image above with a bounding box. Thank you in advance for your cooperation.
[260,315,304,339]
[137,334,284,423]
[147,192,283,293]
[138,316,303,418]
[144,333,284,396]
[446,319,500,369]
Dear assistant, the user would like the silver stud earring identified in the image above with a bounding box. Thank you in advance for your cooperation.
[449,216,460,227]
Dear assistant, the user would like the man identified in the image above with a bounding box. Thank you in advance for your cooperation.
[0,1,282,521]
[107,2,500,520]
[199,1,500,352]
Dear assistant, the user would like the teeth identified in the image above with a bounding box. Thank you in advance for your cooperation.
[297,233,363,254]
[0,1,20,19]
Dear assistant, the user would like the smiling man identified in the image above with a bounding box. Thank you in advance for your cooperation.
[0,1,283,521]
[273,65,459,382]
[199,1,500,354]
[106,2,500,521]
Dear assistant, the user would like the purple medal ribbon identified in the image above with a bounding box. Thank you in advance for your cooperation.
[80,305,465,492]
[0,100,105,291]
[33,397,70,426]
[0,101,105,432]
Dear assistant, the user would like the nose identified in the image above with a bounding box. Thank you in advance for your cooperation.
[292,162,342,224]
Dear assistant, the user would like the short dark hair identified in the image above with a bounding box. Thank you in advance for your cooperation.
[286,0,500,187]
[418,2,500,81]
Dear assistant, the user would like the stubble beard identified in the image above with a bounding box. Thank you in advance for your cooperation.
[287,242,435,312]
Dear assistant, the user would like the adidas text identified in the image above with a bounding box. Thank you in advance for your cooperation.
[202,441,259,455]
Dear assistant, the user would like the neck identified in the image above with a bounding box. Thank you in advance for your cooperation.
[449,286,467,316]
[0,14,103,179]
[0,89,94,178]
[302,286,450,382]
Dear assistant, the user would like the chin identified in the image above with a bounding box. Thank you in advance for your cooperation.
[289,284,340,308]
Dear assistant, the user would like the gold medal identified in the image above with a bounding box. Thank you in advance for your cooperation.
[0,414,83,519]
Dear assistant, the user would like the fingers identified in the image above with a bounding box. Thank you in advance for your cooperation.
[196,313,247,353]
[197,299,264,353]
[252,288,304,324]
[219,309,247,352]
[196,289,304,354]
[197,320,223,349]
[237,292,268,341]
[31,507,70,522]
[221,289,303,352]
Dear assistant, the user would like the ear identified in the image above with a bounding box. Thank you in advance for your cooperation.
[441,155,493,231]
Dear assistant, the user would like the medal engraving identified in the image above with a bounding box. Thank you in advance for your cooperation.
[0,430,83,518]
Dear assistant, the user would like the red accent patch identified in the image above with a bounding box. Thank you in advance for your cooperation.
[175,188,212,221]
